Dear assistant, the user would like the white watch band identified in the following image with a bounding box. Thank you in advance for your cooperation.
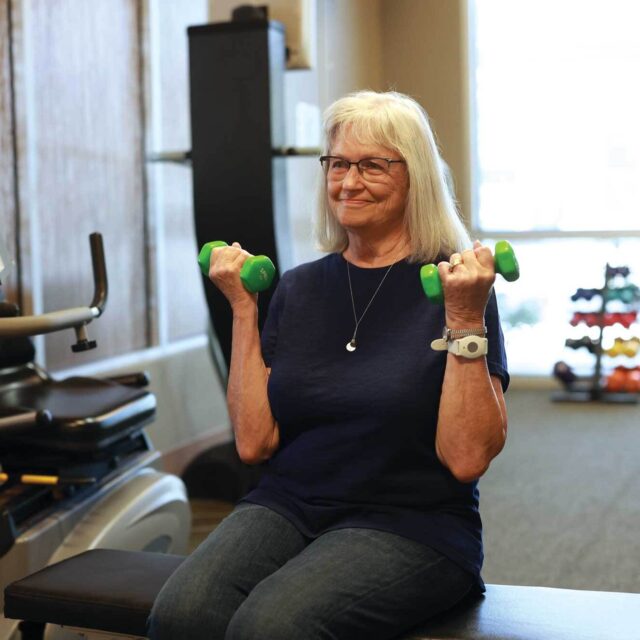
[447,335,488,359]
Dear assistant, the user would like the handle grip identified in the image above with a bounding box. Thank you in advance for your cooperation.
[0,233,108,338]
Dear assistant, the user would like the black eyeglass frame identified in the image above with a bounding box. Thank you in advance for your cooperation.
[319,156,406,176]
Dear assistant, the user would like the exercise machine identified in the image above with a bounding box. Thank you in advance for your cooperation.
[0,233,191,640]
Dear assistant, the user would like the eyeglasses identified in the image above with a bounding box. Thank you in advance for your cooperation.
[319,156,406,180]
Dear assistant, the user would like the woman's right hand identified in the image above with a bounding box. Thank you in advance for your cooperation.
[208,242,258,312]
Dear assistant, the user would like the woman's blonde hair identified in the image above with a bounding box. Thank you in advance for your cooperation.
[314,90,470,263]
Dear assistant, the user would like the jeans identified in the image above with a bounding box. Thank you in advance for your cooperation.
[147,502,474,640]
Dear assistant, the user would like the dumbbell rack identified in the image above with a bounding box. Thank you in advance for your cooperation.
[552,263,640,404]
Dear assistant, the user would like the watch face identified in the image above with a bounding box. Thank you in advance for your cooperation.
[465,337,482,355]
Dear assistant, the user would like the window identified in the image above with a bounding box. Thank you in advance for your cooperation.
[471,0,640,376]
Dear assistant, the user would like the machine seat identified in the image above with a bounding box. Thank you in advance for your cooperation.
[5,548,640,640]
[0,370,156,453]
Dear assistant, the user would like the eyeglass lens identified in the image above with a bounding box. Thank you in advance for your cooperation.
[321,157,392,178]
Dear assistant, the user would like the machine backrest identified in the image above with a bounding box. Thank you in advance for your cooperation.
[0,303,36,370]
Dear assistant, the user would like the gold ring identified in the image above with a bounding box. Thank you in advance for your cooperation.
[449,256,463,271]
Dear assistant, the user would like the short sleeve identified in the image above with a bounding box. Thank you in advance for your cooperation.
[260,271,289,367]
[485,290,510,392]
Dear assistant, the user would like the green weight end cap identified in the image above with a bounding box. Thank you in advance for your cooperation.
[494,241,520,282]
[198,241,228,276]
[420,263,444,304]
[240,256,276,293]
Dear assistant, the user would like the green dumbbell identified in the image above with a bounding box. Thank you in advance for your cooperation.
[420,240,519,304]
[198,241,276,293]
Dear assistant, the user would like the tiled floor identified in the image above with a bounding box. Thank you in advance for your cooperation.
[188,498,234,552]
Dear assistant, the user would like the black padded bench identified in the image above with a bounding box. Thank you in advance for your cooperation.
[4,549,640,640]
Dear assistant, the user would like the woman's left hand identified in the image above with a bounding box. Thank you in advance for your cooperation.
[437,240,495,327]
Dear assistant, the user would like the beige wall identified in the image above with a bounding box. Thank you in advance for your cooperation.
[11,0,149,365]
[380,0,471,225]
[317,0,383,105]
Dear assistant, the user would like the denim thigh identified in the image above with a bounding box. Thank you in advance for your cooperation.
[146,503,307,640]
[225,527,474,640]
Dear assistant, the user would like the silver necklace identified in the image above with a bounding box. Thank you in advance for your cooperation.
[345,259,395,352]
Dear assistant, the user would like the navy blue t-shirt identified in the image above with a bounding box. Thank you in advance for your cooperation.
[242,252,509,582]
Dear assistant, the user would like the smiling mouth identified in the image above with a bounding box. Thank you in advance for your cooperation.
[340,199,371,205]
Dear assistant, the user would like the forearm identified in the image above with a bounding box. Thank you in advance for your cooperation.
[436,356,507,483]
[227,306,279,464]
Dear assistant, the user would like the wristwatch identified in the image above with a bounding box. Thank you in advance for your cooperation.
[430,325,488,359]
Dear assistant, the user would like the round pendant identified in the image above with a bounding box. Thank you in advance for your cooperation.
[346,339,357,352]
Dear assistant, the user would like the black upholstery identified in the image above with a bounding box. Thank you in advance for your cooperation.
[409,584,640,639]
[0,371,156,453]
[5,549,640,640]
[0,303,36,368]
[4,550,184,636]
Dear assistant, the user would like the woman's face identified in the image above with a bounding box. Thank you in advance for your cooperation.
[326,130,409,236]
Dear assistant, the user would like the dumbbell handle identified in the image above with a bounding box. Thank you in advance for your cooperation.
[198,241,276,293]
[420,241,519,304]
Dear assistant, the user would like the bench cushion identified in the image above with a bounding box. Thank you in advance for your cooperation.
[409,584,640,639]
[4,549,184,636]
[5,549,640,639]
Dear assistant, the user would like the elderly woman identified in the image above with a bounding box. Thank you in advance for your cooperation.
[148,91,508,640]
